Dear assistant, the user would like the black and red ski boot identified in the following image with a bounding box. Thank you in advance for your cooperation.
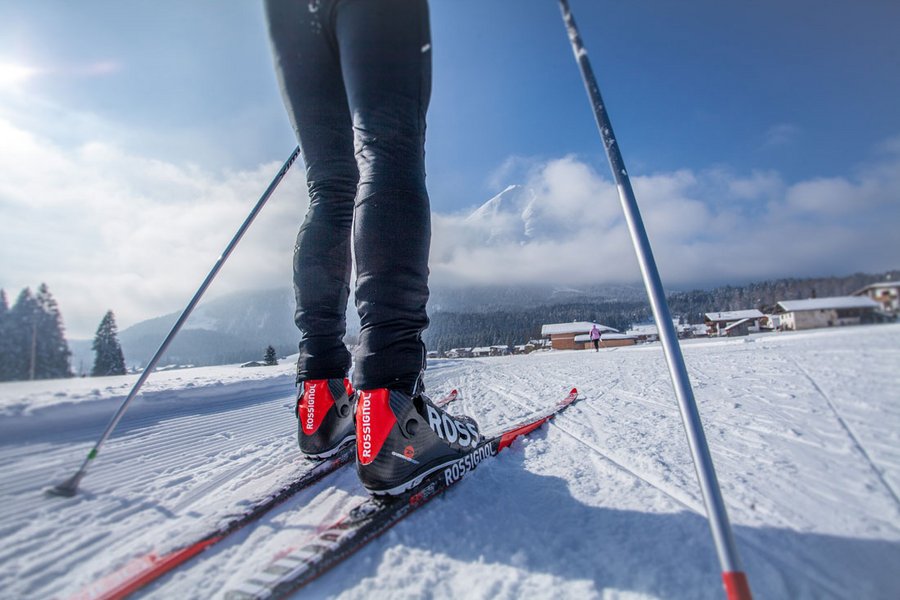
[296,379,356,459]
[355,388,482,495]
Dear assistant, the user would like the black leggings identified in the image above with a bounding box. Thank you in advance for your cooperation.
[265,0,432,394]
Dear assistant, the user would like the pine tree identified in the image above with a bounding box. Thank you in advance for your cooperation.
[92,311,127,377]
[264,345,278,366]
[6,288,39,381]
[0,289,13,382]
[34,284,73,379]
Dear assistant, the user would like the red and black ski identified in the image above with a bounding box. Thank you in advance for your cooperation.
[73,390,459,600]
[222,387,579,600]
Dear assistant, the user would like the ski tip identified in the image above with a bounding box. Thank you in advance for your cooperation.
[569,387,578,396]
[451,388,458,395]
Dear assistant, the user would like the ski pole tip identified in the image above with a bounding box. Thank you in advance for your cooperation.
[45,483,79,498]
[722,571,752,600]
[45,473,83,498]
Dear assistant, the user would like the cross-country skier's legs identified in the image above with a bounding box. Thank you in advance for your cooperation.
[265,0,482,494]
[265,0,357,457]
[335,0,432,395]
[266,0,357,383]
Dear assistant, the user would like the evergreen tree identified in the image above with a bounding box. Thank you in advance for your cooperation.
[6,288,39,381]
[34,284,73,379]
[92,311,127,376]
[264,345,278,366]
[0,289,13,382]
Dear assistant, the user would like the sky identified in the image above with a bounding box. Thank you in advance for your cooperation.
[1,0,899,338]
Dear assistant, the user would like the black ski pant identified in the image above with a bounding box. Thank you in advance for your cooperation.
[265,0,431,395]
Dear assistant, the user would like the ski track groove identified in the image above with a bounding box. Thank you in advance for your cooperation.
[791,357,900,513]
[481,352,878,600]
[170,458,262,513]
[479,359,849,596]
[0,391,295,498]
[0,393,312,599]
[494,382,706,516]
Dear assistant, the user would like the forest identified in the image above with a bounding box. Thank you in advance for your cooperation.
[423,270,899,352]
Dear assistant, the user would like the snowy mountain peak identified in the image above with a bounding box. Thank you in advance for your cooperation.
[465,184,537,245]
[466,184,525,222]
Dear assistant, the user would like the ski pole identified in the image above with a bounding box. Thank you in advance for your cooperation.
[48,146,301,498]
[556,2,752,599]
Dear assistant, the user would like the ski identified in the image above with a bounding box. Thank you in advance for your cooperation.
[73,390,459,600]
[223,387,579,600]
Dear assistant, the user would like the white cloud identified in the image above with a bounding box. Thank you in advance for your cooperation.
[0,118,308,338]
[430,149,900,289]
[784,177,860,216]
[3,108,899,340]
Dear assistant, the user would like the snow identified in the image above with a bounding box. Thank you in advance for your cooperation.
[704,310,765,322]
[574,332,634,343]
[541,322,617,336]
[777,296,880,312]
[1,325,899,599]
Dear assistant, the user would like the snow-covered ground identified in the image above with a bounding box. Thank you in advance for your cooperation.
[1,324,899,599]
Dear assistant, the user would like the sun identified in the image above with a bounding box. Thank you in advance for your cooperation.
[0,61,39,87]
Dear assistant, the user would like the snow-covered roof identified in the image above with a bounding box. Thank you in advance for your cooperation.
[541,322,618,336]
[627,319,691,336]
[574,333,634,342]
[723,318,752,332]
[704,309,764,322]
[777,296,880,312]
[626,325,658,336]
[854,281,900,294]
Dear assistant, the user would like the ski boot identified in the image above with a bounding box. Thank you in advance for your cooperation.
[356,388,482,495]
[296,379,356,459]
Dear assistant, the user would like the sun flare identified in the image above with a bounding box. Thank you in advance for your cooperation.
[0,61,39,87]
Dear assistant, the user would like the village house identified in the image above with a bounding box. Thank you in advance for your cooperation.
[704,309,765,337]
[625,319,695,342]
[445,348,473,359]
[774,296,880,331]
[540,321,618,350]
[471,346,510,358]
[574,332,637,348]
[853,281,900,315]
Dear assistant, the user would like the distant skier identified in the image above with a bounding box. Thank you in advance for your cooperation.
[264,0,482,495]
[590,324,601,351]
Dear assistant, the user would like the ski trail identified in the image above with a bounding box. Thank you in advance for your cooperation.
[0,388,304,599]
[497,384,705,515]
[170,457,261,514]
[791,357,900,512]
[491,363,864,600]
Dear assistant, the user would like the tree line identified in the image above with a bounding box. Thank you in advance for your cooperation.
[423,270,897,352]
[0,284,127,381]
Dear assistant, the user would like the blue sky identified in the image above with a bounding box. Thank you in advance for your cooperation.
[1,0,899,337]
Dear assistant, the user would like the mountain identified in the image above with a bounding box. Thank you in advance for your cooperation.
[428,283,647,313]
[108,288,302,370]
[464,184,537,244]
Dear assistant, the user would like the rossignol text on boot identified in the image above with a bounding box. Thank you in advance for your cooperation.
[297,379,356,459]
